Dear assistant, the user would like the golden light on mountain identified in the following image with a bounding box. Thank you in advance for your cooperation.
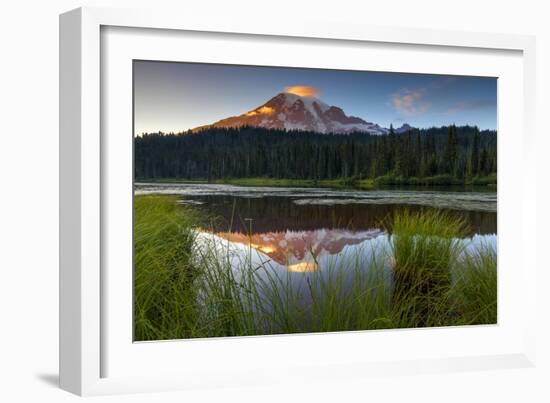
[245,106,274,117]
[258,106,274,114]
[285,85,320,97]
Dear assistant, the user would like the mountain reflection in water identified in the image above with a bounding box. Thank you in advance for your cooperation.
[187,191,496,273]
[211,228,385,271]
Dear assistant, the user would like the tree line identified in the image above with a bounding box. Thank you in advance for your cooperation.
[134,125,496,182]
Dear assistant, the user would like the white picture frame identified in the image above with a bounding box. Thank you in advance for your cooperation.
[59,6,537,396]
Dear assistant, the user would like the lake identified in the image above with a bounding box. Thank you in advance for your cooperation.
[135,182,496,272]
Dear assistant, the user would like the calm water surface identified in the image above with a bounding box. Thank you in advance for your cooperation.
[136,183,497,272]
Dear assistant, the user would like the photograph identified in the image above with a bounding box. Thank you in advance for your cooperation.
[133,61,497,341]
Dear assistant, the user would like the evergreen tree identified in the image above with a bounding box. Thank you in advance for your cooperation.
[470,127,480,177]
[444,125,458,175]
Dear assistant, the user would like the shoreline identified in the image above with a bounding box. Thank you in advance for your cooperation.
[134,175,497,191]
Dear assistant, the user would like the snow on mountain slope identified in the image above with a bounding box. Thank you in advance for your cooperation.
[193,91,413,135]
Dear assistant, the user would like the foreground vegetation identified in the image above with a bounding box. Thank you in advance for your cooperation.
[134,195,202,340]
[134,195,497,341]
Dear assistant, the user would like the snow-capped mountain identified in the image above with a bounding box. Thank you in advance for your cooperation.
[193,91,413,135]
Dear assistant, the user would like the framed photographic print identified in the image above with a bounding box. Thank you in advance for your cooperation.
[133,61,499,341]
[60,7,537,396]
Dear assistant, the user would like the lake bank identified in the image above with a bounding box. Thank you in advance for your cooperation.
[135,174,497,191]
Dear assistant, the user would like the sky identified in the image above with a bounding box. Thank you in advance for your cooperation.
[134,60,497,135]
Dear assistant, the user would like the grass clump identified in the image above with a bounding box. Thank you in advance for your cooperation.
[388,209,469,327]
[448,242,497,325]
[134,195,201,341]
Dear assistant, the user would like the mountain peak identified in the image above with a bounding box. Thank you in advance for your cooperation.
[193,91,400,135]
[394,123,414,133]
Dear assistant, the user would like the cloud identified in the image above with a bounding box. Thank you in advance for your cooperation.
[391,88,431,116]
[391,78,460,116]
[285,85,320,97]
[446,100,494,114]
